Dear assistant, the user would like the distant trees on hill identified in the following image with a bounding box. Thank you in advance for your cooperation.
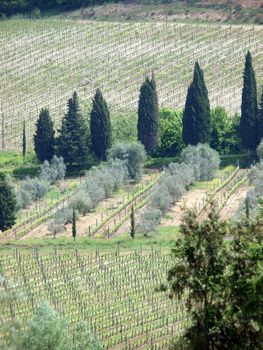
[0,0,121,16]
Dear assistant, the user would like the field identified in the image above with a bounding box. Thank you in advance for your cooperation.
[1,19,263,149]
[0,8,262,348]
[1,249,190,349]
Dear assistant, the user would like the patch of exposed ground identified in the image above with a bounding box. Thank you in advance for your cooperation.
[219,185,251,221]
[161,189,208,227]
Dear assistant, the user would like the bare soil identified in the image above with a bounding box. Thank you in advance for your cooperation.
[161,189,208,227]
[219,185,251,221]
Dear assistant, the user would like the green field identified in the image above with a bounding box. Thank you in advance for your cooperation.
[1,248,188,349]
[1,19,262,149]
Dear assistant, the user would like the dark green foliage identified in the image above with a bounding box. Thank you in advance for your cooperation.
[22,121,26,159]
[240,51,258,151]
[72,208,76,241]
[182,62,211,145]
[156,108,183,157]
[210,107,242,154]
[0,1,121,16]
[90,89,112,161]
[257,88,263,145]
[164,205,263,350]
[57,92,88,167]
[130,206,135,240]
[137,74,160,153]
[0,174,17,231]
[34,108,55,163]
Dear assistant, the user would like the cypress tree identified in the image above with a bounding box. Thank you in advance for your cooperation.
[90,89,112,161]
[182,62,211,145]
[0,174,17,231]
[72,208,76,241]
[34,108,55,163]
[257,88,263,145]
[130,206,135,240]
[57,92,88,167]
[240,51,258,151]
[137,75,160,153]
[22,120,26,159]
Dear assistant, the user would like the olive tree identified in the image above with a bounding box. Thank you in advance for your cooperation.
[108,142,147,181]
[181,143,220,181]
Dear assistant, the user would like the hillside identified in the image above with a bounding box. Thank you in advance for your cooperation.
[1,19,262,149]
[68,1,263,24]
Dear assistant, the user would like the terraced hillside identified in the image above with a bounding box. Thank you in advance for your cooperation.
[1,19,263,149]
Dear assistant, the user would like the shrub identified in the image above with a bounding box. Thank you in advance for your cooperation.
[112,113,137,143]
[181,143,220,181]
[151,184,173,214]
[108,142,147,181]
[139,207,162,236]
[70,192,93,216]
[168,162,196,188]
[40,156,66,184]
[156,108,183,157]
[18,177,49,208]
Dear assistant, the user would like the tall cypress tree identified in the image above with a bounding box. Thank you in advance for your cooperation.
[182,62,211,145]
[72,208,76,242]
[0,174,17,231]
[90,89,112,161]
[130,205,135,240]
[257,88,263,145]
[137,75,159,153]
[34,108,55,163]
[22,120,26,159]
[57,92,88,167]
[240,51,258,151]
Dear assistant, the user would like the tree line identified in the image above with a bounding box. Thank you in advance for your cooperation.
[0,0,120,16]
[31,50,262,169]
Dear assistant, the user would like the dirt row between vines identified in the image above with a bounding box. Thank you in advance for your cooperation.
[161,170,249,228]
[19,174,156,240]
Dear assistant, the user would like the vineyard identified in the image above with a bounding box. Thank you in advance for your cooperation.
[1,19,263,149]
[0,249,188,349]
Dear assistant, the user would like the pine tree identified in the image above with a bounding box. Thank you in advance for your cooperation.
[90,89,112,161]
[257,88,263,145]
[0,174,17,231]
[137,75,160,153]
[34,108,55,163]
[240,51,258,151]
[22,121,26,159]
[130,206,135,240]
[72,208,76,241]
[57,92,88,167]
[182,61,211,145]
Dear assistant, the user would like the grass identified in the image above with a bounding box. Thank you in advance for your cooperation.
[0,225,180,252]
[0,150,39,177]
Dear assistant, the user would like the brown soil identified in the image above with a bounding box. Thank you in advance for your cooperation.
[161,189,208,227]
[219,185,251,221]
